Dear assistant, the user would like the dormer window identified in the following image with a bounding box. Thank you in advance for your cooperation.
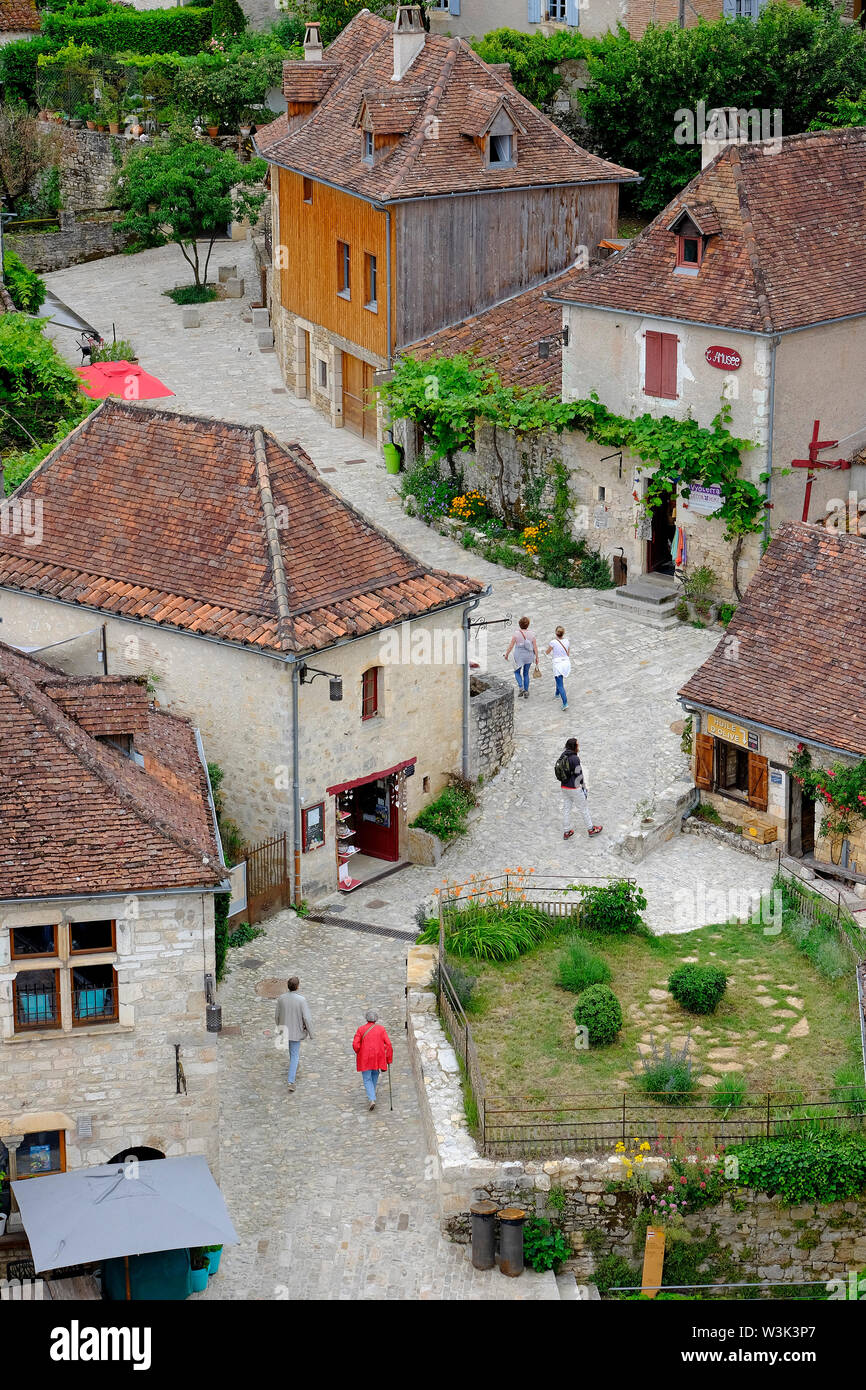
[363,128,374,163]
[488,133,513,165]
[676,231,702,268]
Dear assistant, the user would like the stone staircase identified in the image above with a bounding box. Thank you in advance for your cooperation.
[595,573,681,629]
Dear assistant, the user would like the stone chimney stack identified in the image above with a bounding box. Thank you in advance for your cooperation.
[303,21,324,62]
[393,5,426,83]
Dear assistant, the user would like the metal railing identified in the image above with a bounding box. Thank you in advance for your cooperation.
[433,871,866,1157]
[776,855,866,965]
[14,978,58,1029]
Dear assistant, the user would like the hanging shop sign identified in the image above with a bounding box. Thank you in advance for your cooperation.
[705,345,742,371]
[706,713,759,751]
[685,483,724,515]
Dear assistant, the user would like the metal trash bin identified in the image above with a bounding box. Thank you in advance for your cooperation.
[498,1206,527,1277]
[206,1002,222,1033]
[470,1200,498,1270]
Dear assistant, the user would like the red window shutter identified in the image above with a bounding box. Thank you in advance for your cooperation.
[660,332,678,398]
[645,331,662,396]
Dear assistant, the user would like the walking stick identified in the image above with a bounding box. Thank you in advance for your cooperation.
[387,1063,393,1112]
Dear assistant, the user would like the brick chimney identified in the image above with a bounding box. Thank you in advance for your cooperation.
[303,21,323,62]
[393,5,425,83]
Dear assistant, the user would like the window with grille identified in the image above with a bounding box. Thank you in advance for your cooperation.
[361,667,380,720]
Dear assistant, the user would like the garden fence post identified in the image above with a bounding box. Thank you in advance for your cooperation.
[766,1092,771,1139]
[622,1093,627,1145]
[505,872,509,905]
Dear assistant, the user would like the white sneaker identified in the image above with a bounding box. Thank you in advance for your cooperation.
[369,1099,376,1111]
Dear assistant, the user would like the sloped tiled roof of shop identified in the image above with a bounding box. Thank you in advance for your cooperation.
[255,9,636,200]
[0,641,223,899]
[0,0,39,31]
[550,128,866,333]
[679,523,866,756]
[407,266,576,391]
[0,401,483,654]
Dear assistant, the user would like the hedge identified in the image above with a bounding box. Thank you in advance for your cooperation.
[42,6,213,57]
[0,37,62,105]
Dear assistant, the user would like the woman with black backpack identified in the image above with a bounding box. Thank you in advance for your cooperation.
[554,738,602,840]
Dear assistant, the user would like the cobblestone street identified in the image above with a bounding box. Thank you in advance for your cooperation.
[43,244,777,1297]
[209,911,558,1301]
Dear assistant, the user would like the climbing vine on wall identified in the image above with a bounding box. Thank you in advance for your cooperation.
[381,353,764,544]
[789,746,866,839]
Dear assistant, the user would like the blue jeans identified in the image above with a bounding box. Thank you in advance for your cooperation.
[287,1039,301,1084]
[554,674,567,707]
[514,663,531,691]
[362,1068,380,1102]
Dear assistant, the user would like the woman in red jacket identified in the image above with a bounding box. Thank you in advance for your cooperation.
[353,1010,394,1110]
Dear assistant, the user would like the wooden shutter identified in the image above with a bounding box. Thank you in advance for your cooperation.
[660,332,678,398]
[449,0,461,13]
[748,753,768,811]
[566,0,580,23]
[528,0,542,21]
[723,0,737,14]
[695,733,715,790]
[645,331,662,396]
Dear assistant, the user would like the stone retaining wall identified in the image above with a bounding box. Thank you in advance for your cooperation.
[406,948,866,1288]
[469,673,515,783]
[9,210,131,273]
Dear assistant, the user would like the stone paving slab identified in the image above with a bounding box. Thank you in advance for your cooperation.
[210,912,558,1300]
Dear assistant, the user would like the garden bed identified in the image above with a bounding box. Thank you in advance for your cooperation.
[460,916,861,1106]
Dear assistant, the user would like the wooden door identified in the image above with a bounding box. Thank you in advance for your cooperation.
[353,778,399,861]
[646,488,677,574]
[341,353,376,439]
[747,752,768,812]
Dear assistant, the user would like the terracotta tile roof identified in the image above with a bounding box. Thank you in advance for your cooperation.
[254,111,290,154]
[459,87,525,139]
[407,266,576,391]
[257,10,636,201]
[0,641,223,899]
[354,85,427,135]
[0,401,483,655]
[679,523,866,756]
[282,61,342,104]
[552,129,866,334]
[38,677,150,738]
[0,0,39,31]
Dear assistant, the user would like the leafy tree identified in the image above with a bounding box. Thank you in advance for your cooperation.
[0,315,92,470]
[0,102,62,213]
[113,135,267,287]
[810,90,866,128]
[473,26,588,105]
[578,3,866,214]
[292,1,425,46]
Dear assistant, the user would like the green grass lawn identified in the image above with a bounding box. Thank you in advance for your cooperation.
[463,918,861,1106]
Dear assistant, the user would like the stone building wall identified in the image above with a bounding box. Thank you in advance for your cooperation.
[469,673,515,782]
[0,591,477,899]
[43,125,122,212]
[0,890,220,1178]
[8,210,131,273]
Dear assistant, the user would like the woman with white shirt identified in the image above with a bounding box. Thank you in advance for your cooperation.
[545,626,571,710]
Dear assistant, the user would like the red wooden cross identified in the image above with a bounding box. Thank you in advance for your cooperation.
[791,419,852,523]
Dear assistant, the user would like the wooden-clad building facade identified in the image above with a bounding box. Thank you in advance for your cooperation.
[255,6,636,442]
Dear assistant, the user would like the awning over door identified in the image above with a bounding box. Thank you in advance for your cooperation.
[326,757,416,797]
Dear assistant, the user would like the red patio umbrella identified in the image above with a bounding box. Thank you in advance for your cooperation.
[76,361,174,402]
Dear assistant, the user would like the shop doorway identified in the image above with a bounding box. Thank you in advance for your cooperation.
[329,763,415,892]
[646,486,677,575]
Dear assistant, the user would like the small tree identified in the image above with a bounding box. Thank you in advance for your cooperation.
[0,102,62,213]
[212,0,247,40]
[113,135,267,288]
[0,315,93,489]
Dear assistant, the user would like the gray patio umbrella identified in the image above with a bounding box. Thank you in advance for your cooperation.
[12,1156,239,1273]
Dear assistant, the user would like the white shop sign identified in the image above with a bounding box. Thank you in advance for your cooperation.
[686,484,724,515]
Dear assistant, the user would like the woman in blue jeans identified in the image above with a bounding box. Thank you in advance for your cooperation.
[545,626,571,709]
[504,616,539,699]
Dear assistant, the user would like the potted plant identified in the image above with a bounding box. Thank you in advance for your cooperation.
[204,1243,223,1275]
[205,114,220,137]
[189,1248,209,1292]
[238,108,254,138]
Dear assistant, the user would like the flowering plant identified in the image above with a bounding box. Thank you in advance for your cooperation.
[450,490,488,524]
[520,519,550,554]
[789,747,866,838]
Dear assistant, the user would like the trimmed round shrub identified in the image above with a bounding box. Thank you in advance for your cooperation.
[556,938,611,994]
[668,963,727,1015]
[572,984,622,1047]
